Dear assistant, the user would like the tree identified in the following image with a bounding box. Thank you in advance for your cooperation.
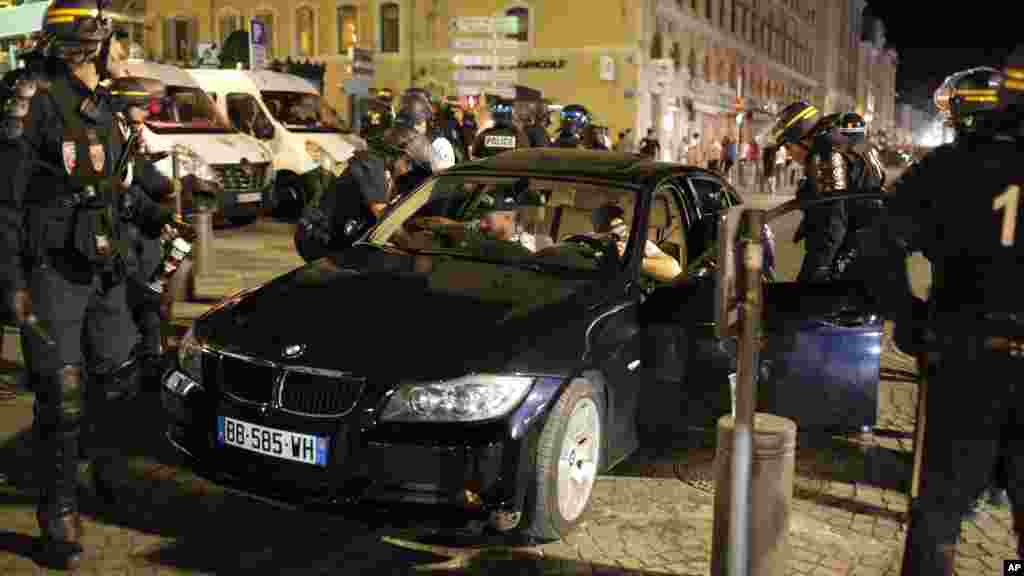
[219,30,249,69]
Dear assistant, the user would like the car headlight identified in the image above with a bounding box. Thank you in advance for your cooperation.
[379,374,535,423]
[172,143,220,184]
[177,325,203,382]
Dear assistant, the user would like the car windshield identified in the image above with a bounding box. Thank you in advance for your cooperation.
[367,175,642,275]
[261,91,343,133]
[146,86,233,134]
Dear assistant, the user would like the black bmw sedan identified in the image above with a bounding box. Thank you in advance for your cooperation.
[162,149,882,541]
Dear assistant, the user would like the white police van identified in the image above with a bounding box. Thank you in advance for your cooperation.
[119,60,274,223]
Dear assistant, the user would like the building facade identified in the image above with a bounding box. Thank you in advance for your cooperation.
[138,0,895,159]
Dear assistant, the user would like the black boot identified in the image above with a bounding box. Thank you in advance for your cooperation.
[900,506,957,576]
[36,434,85,570]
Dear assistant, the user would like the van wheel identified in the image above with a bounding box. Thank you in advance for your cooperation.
[522,378,603,542]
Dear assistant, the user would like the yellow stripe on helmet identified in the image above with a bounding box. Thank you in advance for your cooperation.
[111,91,150,97]
[1006,68,1024,80]
[1005,78,1024,91]
[47,8,100,17]
[781,105,818,133]
[46,16,77,24]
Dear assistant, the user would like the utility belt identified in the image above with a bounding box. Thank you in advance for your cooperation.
[26,185,127,275]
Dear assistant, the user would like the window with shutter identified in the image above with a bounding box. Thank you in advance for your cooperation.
[337,5,357,54]
[163,18,173,60]
[381,3,399,53]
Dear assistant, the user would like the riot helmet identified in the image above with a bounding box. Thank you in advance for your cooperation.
[560,104,591,131]
[108,76,165,110]
[769,100,820,148]
[41,0,117,65]
[933,66,1003,134]
[811,111,867,148]
[513,99,542,127]
[491,97,514,126]
[998,45,1024,113]
[395,88,434,131]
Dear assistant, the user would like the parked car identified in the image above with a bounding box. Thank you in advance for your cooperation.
[161,149,882,541]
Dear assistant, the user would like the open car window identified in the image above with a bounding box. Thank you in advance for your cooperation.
[367,175,643,274]
[260,91,344,133]
[688,177,730,216]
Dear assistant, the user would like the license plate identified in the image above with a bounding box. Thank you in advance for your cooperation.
[484,134,516,149]
[217,416,329,466]
[236,192,262,203]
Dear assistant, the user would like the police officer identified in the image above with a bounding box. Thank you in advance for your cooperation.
[359,90,394,140]
[515,98,551,148]
[109,75,194,388]
[850,53,1024,576]
[553,104,604,149]
[395,88,455,172]
[0,0,197,567]
[809,111,886,278]
[294,125,431,261]
[438,96,469,164]
[472,97,529,158]
[770,101,882,282]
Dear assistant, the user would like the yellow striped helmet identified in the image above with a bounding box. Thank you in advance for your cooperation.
[108,76,166,111]
[42,0,115,43]
[933,66,1002,131]
[998,45,1024,112]
[769,100,819,147]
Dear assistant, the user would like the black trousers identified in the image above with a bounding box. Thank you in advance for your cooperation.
[24,259,132,520]
[901,338,1024,574]
[126,279,162,358]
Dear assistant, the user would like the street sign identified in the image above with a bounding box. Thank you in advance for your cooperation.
[449,37,520,52]
[349,47,374,78]
[249,18,267,70]
[453,54,518,67]
[449,15,518,35]
[453,69,518,84]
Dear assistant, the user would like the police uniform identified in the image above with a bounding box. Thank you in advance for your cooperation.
[473,123,527,158]
[0,1,181,567]
[851,58,1024,575]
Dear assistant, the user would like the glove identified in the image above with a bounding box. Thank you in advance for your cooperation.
[11,289,56,348]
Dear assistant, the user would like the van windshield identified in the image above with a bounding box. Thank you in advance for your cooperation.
[261,91,343,133]
[146,86,233,134]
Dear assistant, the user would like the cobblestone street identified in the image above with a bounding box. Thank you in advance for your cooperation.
[0,216,1016,575]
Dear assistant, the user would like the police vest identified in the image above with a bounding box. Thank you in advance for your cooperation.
[475,127,520,158]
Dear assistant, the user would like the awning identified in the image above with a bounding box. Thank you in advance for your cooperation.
[0,2,48,40]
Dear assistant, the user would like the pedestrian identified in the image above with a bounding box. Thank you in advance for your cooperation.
[850,53,1024,576]
[721,135,737,180]
[0,0,209,568]
[761,144,777,195]
[686,132,703,167]
[638,128,661,159]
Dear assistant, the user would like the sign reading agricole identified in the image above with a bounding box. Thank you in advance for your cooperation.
[462,59,568,71]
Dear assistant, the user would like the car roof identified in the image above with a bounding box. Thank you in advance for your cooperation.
[120,60,200,88]
[443,148,720,187]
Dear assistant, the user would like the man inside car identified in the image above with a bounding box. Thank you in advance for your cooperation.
[591,204,682,282]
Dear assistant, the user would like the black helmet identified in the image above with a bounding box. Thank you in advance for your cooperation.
[491,97,514,124]
[42,0,117,63]
[513,99,540,126]
[998,45,1024,113]
[396,88,434,128]
[108,76,166,111]
[560,104,590,129]
[769,100,820,147]
[372,125,432,170]
[811,111,867,148]
[933,66,1002,132]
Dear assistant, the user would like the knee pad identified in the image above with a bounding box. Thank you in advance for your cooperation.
[57,366,84,425]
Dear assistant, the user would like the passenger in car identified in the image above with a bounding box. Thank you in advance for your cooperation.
[591,204,682,282]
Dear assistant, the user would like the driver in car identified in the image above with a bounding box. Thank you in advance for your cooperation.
[591,204,682,282]
[407,180,538,253]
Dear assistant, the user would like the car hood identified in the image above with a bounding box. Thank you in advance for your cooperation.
[298,132,357,163]
[145,130,273,167]
[195,246,599,381]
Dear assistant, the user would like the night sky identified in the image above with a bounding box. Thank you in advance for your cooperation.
[864,1,1019,109]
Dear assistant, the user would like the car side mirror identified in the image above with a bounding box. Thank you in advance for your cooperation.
[254,120,275,140]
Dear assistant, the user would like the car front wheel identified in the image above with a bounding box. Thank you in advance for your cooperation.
[523,377,603,541]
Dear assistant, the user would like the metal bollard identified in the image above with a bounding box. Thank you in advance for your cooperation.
[711,412,797,576]
[192,209,215,277]
[167,256,192,303]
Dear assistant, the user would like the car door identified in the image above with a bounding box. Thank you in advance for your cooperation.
[643,196,885,433]
[584,185,657,469]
